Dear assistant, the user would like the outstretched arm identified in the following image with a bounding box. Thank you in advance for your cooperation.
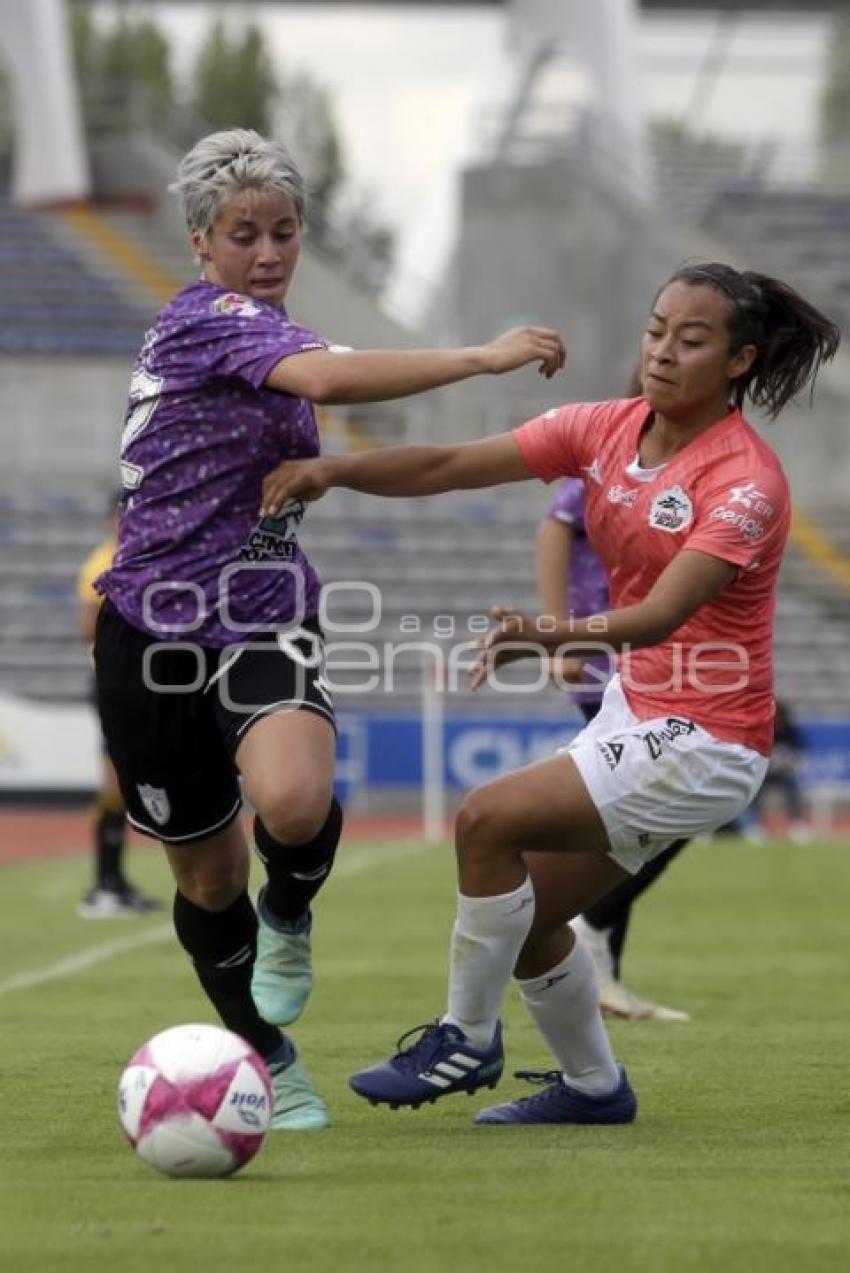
[536,517,573,620]
[470,549,737,688]
[263,326,566,404]
[536,515,587,687]
[260,433,535,515]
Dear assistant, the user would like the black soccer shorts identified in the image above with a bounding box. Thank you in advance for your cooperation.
[94,600,336,843]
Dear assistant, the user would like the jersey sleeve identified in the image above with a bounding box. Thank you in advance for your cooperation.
[513,401,615,482]
[189,304,327,389]
[684,467,790,570]
[545,478,586,531]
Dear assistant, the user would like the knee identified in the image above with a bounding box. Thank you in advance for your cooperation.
[255,788,332,846]
[456,790,499,858]
[175,860,248,912]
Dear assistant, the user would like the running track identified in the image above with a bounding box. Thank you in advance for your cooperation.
[0,807,426,866]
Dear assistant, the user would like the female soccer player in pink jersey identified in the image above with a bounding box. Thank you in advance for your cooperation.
[260,262,838,1124]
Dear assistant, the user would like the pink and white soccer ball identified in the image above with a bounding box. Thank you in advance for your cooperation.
[117,1023,273,1178]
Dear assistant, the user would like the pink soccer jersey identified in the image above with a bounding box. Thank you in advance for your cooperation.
[515,398,790,755]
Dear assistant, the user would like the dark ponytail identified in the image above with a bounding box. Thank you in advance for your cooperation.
[664,262,840,418]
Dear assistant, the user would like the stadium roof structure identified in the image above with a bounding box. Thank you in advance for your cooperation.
[157,1,850,10]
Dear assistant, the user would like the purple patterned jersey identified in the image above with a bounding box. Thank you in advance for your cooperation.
[545,478,611,706]
[546,478,609,617]
[97,280,327,646]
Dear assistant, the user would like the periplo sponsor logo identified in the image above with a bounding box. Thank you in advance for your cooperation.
[709,506,766,542]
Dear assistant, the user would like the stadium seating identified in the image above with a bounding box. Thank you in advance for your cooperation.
[2,482,849,724]
[702,188,850,334]
[0,203,150,355]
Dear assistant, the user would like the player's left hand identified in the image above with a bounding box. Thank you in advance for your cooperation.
[469,605,548,689]
[479,326,567,380]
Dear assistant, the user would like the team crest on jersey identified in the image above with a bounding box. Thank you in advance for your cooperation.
[211,292,262,318]
[648,484,693,534]
[137,783,171,827]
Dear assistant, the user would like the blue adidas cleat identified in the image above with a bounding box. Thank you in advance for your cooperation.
[474,1065,637,1125]
[252,889,313,1026]
[349,1020,504,1109]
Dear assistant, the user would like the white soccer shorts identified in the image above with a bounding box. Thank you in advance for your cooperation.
[564,675,769,874]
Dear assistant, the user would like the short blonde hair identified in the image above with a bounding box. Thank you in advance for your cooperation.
[170,128,305,233]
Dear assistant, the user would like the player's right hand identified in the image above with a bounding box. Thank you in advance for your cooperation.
[260,458,332,516]
[479,326,566,379]
[468,604,546,690]
[547,656,586,686]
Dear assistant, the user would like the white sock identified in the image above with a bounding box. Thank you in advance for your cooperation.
[442,875,535,1048]
[570,914,616,984]
[517,938,621,1096]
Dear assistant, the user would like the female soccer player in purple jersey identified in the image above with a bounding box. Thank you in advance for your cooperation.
[93,129,565,1131]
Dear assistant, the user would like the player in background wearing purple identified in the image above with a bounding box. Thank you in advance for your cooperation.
[538,479,688,1020]
[93,129,565,1132]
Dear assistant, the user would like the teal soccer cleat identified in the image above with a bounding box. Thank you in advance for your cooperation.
[252,889,313,1026]
[267,1038,329,1131]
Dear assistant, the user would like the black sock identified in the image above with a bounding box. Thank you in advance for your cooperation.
[173,889,282,1059]
[95,806,127,890]
[254,797,343,924]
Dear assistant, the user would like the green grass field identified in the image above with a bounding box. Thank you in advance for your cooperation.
[2,831,850,1273]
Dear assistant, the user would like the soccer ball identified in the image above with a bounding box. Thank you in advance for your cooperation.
[117,1023,273,1178]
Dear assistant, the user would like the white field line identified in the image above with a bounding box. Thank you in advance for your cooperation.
[0,836,435,998]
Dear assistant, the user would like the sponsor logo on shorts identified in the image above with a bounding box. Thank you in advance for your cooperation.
[597,740,625,770]
[637,832,651,848]
[664,716,697,737]
[648,485,693,534]
[639,716,697,760]
[137,783,170,826]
